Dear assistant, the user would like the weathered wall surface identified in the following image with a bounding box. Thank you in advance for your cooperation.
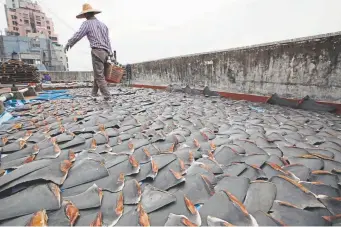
[48,71,93,82]
[131,32,341,101]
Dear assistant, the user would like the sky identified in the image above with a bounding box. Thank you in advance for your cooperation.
[1,0,341,70]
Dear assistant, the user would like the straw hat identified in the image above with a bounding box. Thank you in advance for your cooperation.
[76,3,101,19]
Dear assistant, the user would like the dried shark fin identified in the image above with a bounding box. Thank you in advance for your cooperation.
[1,136,8,146]
[129,155,139,168]
[118,173,125,184]
[179,159,186,173]
[60,160,73,174]
[54,144,61,153]
[26,210,48,227]
[275,200,301,209]
[91,138,97,150]
[49,183,61,208]
[19,139,27,150]
[23,155,36,164]
[64,201,80,226]
[170,169,183,180]
[22,131,33,141]
[90,212,103,227]
[184,196,197,215]
[224,190,249,217]
[323,214,341,223]
[151,160,159,175]
[201,175,215,196]
[137,203,150,227]
[182,216,198,227]
[69,150,76,162]
[193,139,200,148]
[277,175,310,193]
[143,147,151,158]
[115,192,124,216]
[207,216,234,227]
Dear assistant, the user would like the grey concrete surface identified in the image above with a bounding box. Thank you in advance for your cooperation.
[131,32,341,102]
[1,87,341,226]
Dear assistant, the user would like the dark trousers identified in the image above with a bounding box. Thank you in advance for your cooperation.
[91,49,111,98]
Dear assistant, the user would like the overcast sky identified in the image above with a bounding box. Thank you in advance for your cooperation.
[1,0,341,70]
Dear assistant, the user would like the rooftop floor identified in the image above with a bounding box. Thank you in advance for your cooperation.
[0,87,341,226]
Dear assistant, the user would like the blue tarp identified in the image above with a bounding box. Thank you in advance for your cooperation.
[195,204,202,210]
[30,90,73,101]
[0,112,14,125]
[4,99,28,108]
[40,90,68,94]
[31,93,73,101]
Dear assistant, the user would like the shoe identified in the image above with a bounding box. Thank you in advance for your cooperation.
[90,94,99,101]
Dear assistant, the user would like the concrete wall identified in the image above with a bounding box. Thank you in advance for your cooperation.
[48,71,93,82]
[131,32,341,102]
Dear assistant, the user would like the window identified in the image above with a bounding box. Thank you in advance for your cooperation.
[46,21,49,24]
[11,15,17,19]
[12,21,18,26]
[47,26,50,30]
[23,13,28,19]
[48,31,51,35]
[37,21,41,26]
[26,30,30,34]
[13,27,18,31]
[24,19,29,24]
[36,16,41,21]
[20,19,22,22]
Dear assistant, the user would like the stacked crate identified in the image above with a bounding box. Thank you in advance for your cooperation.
[0,60,41,84]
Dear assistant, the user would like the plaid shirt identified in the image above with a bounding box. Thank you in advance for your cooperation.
[67,17,112,55]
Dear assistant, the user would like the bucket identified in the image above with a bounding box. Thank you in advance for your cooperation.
[105,63,125,83]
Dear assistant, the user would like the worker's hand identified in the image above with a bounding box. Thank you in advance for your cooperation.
[64,44,71,53]
[109,54,116,63]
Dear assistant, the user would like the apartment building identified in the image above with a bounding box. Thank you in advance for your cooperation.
[1,0,68,71]
[5,0,58,43]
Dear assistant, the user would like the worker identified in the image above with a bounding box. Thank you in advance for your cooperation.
[64,3,113,101]
[42,73,51,83]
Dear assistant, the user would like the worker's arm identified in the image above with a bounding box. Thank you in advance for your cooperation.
[66,22,89,48]
[105,26,113,56]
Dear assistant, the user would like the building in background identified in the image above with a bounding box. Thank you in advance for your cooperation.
[0,35,68,71]
[1,0,68,71]
[4,0,58,42]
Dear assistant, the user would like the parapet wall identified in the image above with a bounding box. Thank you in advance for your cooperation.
[131,32,341,102]
[48,71,93,82]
